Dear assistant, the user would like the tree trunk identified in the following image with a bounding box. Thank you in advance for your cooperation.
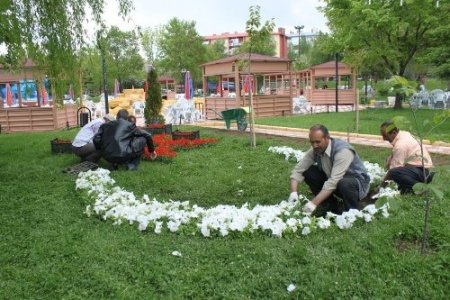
[394,92,403,109]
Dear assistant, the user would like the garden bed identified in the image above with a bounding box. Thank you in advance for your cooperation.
[143,124,172,135]
[51,138,73,154]
[171,130,200,140]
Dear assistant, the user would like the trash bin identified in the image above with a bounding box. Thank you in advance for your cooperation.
[77,106,92,127]
[79,112,89,127]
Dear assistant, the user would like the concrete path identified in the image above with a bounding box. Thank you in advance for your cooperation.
[194,121,450,156]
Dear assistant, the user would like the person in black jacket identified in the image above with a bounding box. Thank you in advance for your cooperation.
[93,109,157,170]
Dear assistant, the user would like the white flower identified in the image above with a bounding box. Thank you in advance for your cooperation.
[301,226,311,235]
[84,205,92,217]
[154,222,163,234]
[363,204,378,216]
[171,251,182,257]
[287,283,296,292]
[317,217,331,229]
[76,165,394,239]
[336,215,352,229]
[363,213,373,223]
[301,216,311,225]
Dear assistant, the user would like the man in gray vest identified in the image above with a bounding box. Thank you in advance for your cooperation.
[288,124,370,215]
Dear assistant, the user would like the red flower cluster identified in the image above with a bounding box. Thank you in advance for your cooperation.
[143,133,218,160]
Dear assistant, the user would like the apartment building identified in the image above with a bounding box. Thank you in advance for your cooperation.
[203,27,288,58]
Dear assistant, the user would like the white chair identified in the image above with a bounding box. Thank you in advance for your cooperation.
[430,89,445,109]
[418,91,430,107]
[409,93,420,108]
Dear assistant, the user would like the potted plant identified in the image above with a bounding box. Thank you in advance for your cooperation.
[144,67,172,134]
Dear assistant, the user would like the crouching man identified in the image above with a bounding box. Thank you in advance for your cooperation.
[379,120,433,194]
[93,109,157,170]
[288,124,370,215]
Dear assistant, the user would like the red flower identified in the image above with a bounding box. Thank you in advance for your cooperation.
[142,133,218,161]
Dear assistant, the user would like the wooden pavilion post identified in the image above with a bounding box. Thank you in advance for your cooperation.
[234,63,240,108]
[354,67,359,133]
[17,81,23,107]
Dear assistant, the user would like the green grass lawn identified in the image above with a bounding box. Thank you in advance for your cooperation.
[1,127,449,299]
[256,108,450,142]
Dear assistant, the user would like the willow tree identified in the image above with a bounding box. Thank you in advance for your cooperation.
[0,0,133,104]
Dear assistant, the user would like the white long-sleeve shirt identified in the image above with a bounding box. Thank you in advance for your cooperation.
[72,118,105,147]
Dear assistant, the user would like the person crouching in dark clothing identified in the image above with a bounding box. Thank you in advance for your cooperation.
[93,109,157,170]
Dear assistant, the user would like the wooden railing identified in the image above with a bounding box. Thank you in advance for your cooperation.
[0,104,77,132]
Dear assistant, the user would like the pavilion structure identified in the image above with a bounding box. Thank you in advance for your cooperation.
[201,54,357,119]
[201,53,293,119]
[293,61,357,109]
[0,59,77,132]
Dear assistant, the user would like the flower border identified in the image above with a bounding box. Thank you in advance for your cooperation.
[75,146,399,238]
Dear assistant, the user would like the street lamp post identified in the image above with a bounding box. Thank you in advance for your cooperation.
[180,68,186,93]
[294,25,304,58]
[97,31,109,114]
[335,52,339,112]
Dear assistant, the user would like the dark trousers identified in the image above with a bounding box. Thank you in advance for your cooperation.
[303,166,361,213]
[110,136,148,170]
[385,166,433,194]
[72,143,101,163]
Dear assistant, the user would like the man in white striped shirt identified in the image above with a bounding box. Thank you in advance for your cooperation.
[71,115,115,163]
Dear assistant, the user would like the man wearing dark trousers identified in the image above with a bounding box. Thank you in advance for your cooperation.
[380,120,433,194]
[288,124,370,215]
[93,109,157,170]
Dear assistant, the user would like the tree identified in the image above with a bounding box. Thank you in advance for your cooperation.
[419,22,450,87]
[320,0,449,108]
[243,5,275,148]
[157,18,206,84]
[104,26,145,90]
[79,47,102,97]
[144,68,164,125]
[288,33,334,70]
[139,26,162,65]
[239,8,276,57]
[205,40,227,61]
[0,0,133,104]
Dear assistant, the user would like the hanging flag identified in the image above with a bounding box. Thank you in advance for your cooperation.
[243,75,253,94]
[42,88,47,105]
[6,83,13,106]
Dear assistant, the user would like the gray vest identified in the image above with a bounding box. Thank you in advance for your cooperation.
[320,138,370,199]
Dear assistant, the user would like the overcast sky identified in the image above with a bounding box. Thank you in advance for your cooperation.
[102,0,329,36]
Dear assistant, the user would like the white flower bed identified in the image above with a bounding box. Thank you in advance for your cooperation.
[75,146,398,238]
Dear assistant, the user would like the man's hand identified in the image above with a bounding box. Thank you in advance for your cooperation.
[149,150,157,161]
[302,201,317,214]
[288,192,299,202]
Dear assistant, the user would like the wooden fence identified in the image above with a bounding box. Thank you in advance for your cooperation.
[0,105,78,133]
[205,95,292,119]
